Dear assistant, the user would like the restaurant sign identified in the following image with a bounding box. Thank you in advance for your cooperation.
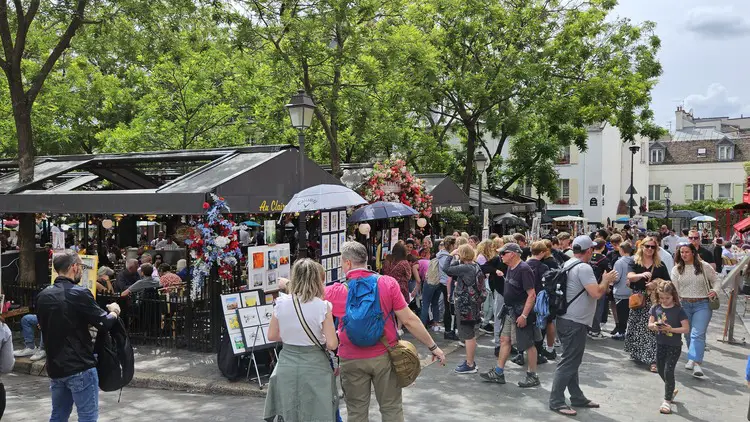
[259,200,286,213]
[435,205,466,213]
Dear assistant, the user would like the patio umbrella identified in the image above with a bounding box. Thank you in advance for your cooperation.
[691,215,716,222]
[669,210,703,219]
[282,184,367,213]
[642,211,666,218]
[553,216,587,222]
[241,220,261,227]
[493,213,528,228]
[614,216,630,224]
[348,201,418,223]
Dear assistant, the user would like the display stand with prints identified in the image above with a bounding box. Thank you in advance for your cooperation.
[221,290,279,388]
[320,208,347,283]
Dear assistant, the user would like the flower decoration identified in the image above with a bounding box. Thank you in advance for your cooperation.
[359,159,433,217]
[184,194,242,299]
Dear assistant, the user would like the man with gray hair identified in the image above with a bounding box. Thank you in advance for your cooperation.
[37,250,122,421]
[326,241,446,422]
[115,259,140,292]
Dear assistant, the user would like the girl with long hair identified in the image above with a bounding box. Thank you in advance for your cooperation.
[671,243,719,378]
[626,236,670,372]
[383,242,412,303]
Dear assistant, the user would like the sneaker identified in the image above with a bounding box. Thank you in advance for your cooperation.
[537,354,548,364]
[541,348,557,360]
[479,324,493,334]
[30,349,46,362]
[611,333,625,340]
[685,360,695,370]
[480,368,506,384]
[432,326,441,332]
[587,332,604,340]
[511,353,525,367]
[518,373,540,388]
[455,360,478,374]
[13,347,35,358]
[692,364,704,378]
[444,332,459,341]
[458,341,465,347]
[554,338,561,348]
[610,327,619,335]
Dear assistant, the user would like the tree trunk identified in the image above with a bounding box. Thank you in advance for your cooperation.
[12,94,36,285]
[462,123,478,194]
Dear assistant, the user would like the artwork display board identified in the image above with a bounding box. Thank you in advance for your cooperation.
[220,289,277,355]
[319,208,346,283]
[52,254,97,298]
[246,244,291,292]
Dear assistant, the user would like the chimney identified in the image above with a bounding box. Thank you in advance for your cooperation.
[675,106,690,131]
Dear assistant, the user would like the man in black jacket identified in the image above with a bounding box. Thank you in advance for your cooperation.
[588,239,610,339]
[37,250,121,422]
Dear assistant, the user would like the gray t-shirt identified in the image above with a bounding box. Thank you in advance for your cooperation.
[560,258,597,326]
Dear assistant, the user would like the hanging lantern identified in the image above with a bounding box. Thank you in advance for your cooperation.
[146,214,157,221]
[101,219,114,230]
[358,223,371,236]
[113,214,124,222]
[417,217,427,228]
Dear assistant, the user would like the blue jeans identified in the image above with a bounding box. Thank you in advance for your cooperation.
[682,299,712,363]
[420,283,441,326]
[21,314,44,349]
[50,367,99,422]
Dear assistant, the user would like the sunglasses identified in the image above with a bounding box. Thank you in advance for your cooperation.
[688,236,700,240]
[642,244,657,250]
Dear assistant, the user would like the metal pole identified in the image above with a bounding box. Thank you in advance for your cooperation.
[629,152,635,218]
[478,170,483,234]
[298,130,307,259]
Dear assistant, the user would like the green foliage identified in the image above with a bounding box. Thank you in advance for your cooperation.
[649,201,665,211]
[673,200,734,215]
[438,209,469,234]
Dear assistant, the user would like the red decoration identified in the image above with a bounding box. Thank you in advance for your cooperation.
[359,159,433,217]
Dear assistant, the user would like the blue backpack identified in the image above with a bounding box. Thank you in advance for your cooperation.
[342,273,386,347]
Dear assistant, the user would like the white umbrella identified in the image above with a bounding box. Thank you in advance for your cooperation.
[282,184,367,213]
[691,215,716,222]
[553,216,588,222]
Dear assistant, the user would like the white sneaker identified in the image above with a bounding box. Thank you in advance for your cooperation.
[432,326,441,332]
[554,338,562,348]
[30,349,46,362]
[685,360,695,370]
[13,347,35,358]
[692,364,704,377]
[458,341,465,347]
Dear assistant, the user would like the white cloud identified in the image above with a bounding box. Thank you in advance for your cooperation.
[683,83,750,118]
[685,6,750,38]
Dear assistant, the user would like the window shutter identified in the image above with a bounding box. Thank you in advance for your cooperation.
[569,147,579,164]
[734,183,745,203]
[569,179,579,205]
[705,184,713,200]
[684,184,693,202]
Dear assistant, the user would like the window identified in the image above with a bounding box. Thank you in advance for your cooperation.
[718,183,732,199]
[650,148,664,164]
[557,146,571,164]
[517,180,532,196]
[648,185,662,201]
[718,145,734,160]
[693,184,706,201]
[697,147,707,158]
[555,179,570,204]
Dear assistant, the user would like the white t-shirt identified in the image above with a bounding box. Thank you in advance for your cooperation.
[273,295,330,346]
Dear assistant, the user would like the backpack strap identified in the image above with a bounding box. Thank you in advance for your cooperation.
[564,260,588,307]
[292,295,328,356]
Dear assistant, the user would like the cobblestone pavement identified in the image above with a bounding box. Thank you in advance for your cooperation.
[4,314,749,421]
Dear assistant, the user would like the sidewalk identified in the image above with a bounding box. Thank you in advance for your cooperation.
[12,325,466,397]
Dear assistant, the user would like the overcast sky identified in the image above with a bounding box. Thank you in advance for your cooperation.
[614,0,750,132]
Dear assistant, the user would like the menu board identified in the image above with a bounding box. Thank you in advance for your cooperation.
[221,290,276,355]
[52,254,97,298]
[247,243,291,292]
[320,208,346,283]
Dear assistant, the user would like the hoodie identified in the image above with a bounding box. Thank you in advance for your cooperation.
[612,255,634,300]
[436,250,453,286]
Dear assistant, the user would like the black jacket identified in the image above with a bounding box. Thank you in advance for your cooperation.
[481,256,507,295]
[37,277,117,379]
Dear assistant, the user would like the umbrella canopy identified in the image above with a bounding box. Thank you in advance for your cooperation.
[553,216,588,222]
[614,216,630,223]
[282,184,367,213]
[348,201,418,223]
[691,215,716,222]
[642,211,666,218]
[493,212,528,228]
[241,220,261,227]
[668,210,703,219]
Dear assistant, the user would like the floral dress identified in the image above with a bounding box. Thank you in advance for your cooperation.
[383,259,412,303]
[624,262,670,365]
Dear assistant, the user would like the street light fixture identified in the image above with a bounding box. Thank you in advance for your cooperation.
[286,89,316,258]
[628,144,641,218]
[474,151,488,232]
[664,186,672,221]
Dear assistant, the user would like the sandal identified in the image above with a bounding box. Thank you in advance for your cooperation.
[650,364,658,373]
[659,401,672,414]
[572,401,600,408]
[551,406,577,416]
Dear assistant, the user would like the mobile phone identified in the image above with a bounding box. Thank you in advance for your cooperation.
[655,322,665,326]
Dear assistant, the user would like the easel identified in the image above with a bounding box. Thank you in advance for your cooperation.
[719,255,750,344]
[240,325,279,389]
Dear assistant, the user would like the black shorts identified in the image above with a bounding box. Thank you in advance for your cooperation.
[458,321,477,340]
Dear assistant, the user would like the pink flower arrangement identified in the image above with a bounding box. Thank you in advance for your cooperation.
[359,159,433,217]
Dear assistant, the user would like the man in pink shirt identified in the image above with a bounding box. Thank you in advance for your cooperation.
[327,241,445,421]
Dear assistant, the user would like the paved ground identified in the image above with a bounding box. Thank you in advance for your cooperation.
[5,308,750,421]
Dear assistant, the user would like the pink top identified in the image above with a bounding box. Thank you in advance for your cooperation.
[417,259,429,281]
[325,269,408,360]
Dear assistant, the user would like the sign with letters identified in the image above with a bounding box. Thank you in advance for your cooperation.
[589,197,598,207]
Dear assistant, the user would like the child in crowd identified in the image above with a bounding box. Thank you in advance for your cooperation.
[648,280,689,415]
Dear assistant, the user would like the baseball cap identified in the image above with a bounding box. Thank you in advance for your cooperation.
[498,243,523,255]
[572,235,595,251]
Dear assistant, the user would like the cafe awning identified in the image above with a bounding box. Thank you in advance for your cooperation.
[734,217,750,234]
[416,174,470,213]
[468,185,537,215]
[0,146,342,214]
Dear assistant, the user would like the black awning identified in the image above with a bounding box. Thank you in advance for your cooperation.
[417,174,470,212]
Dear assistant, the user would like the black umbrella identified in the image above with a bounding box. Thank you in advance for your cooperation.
[493,213,528,228]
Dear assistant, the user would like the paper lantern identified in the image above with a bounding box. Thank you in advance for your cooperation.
[358,223,371,235]
[101,219,114,230]
[417,217,427,228]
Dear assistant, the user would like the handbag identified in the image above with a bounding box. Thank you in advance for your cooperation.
[379,336,421,388]
[629,293,645,310]
[700,267,721,311]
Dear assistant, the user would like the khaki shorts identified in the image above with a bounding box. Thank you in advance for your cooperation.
[500,313,541,352]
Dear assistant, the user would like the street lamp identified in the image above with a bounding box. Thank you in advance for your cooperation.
[664,186,672,221]
[627,144,641,218]
[286,89,316,258]
[474,151,488,232]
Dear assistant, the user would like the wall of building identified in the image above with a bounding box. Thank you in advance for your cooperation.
[649,162,746,205]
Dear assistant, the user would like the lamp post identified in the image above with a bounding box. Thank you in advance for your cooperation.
[628,144,641,218]
[286,89,316,258]
[474,151,488,233]
[664,186,672,224]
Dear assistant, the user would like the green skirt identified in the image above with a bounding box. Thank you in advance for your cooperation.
[263,344,338,422]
